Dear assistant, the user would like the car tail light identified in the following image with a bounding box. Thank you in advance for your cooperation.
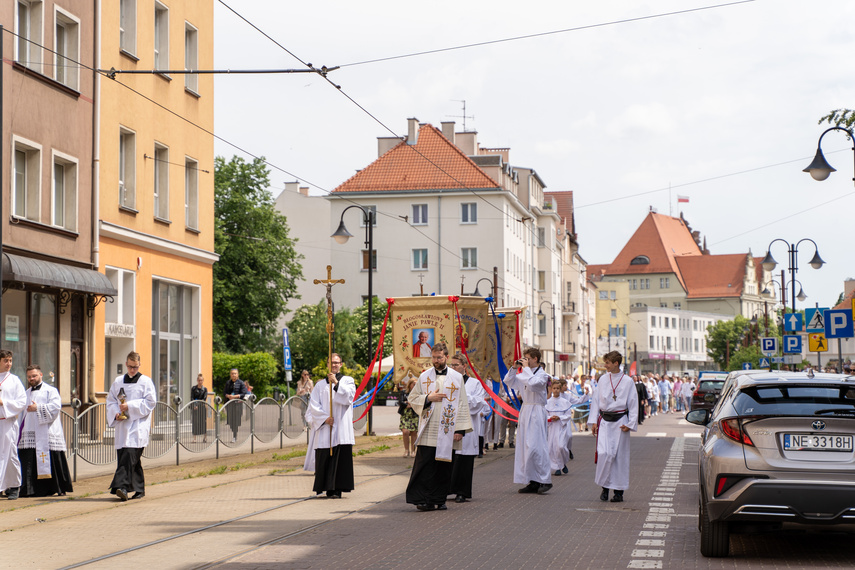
[713,474,768,497]
[719,418,754,446]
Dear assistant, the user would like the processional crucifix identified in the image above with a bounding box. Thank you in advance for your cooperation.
[313,265,345,455]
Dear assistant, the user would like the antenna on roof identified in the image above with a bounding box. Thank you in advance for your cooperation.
[448,100,475,132]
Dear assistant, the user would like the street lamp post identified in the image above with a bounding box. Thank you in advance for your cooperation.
[761,238,824,315]
[598,328,612,358]
[538,300,557,376]
[332,205,374,435]
[472,277,494,298]
[803,126,855,185]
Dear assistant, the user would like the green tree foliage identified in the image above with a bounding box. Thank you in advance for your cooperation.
[727,345,764,373]
[706,316,750,369]
[820,109,855,131]
[212,352,278,397]
[352,297,394,363]
[213,155,303,354]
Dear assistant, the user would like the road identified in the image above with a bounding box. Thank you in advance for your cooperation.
[4,408,855,569]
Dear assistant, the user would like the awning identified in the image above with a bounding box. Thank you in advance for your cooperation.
[2,253,117,296]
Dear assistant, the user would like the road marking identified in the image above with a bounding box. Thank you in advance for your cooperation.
[631,549,664,557]
[683,432,701,438]
[645,432,667,437]
[627,562,663,569]
[636,539,665,547]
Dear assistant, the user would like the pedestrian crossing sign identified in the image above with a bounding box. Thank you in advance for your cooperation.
[808,333,828,352]
[759,357,771,368]
[806,308,829,333]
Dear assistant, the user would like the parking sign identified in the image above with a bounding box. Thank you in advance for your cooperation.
[760,337,778,354]
[823,309,854,339]
[783,335,802,354]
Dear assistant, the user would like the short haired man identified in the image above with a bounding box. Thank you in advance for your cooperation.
[224,368,249,443]
[107,352,156,501]
[588,351,638,503]
[0,350,26,499]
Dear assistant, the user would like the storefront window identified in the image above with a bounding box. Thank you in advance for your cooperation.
[152,280,198,406]
[0,290,57,386]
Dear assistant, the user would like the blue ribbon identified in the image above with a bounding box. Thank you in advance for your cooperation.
[489,302,521,410]
[353,369,394,408]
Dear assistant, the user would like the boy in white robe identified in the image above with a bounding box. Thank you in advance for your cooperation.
[588,350,638,503]
[0,350,26,500]
[303,353,356,498]
[503,347,551,494]
[448,354,489,502]
[546,382,572,475]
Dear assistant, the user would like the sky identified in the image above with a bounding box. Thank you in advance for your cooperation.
[213,0,855,312]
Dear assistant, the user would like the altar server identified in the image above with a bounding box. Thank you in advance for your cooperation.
[0,350,26,500]
[448,353,489,502]
[546,381,572,476]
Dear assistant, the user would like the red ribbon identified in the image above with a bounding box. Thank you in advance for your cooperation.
[353,299,394,422]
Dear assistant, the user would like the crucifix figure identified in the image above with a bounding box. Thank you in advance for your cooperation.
[314,265,345,455]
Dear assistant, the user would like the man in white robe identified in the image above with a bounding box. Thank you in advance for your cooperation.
[448,354,489,502]
[588,350,638,503]
[106,351,157,501]
[504,347,551,494]
[0,350,26,500]
[406,342,472,511]
[18,365,73,497]
[303,353,356,498]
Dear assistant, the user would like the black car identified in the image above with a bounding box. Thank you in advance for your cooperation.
[691,377,726,411]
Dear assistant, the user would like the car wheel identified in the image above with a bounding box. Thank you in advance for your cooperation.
[700,495,730,557]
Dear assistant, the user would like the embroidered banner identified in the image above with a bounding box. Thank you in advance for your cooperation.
[483,306,526,382]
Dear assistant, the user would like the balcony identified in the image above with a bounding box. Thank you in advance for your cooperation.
[562,301,577,315]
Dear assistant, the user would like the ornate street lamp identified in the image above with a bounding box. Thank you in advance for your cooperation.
[803,126,855,184]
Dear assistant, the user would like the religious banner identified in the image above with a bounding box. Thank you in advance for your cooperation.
[483,306,526,381]
[451,297,490,377]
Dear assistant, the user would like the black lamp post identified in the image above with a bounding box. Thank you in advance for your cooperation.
[761,238,824,315]
[331,204,374,434]
[472,277,494,297]
[538,300,557,376]
[803,126,855,185]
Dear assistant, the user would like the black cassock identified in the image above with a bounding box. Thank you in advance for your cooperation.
[190,385,208,436]
[19,449,73,497]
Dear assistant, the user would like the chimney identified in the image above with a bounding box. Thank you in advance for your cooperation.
[407,117,420,145]
[284,181,300,194]
[441,121,455,144]
[455,131,477,155]
[299,186,309,197]
[377,136,399,157]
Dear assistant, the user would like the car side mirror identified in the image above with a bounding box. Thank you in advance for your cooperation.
[686,409,711,426]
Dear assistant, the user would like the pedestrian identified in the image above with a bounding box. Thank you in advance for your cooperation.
[107,351,156,501]
[223,368,249,443]
[546,381,572,476]
[303,353,356,498]
[398,377,418,457]
[190,373,208,443]
[0,350,26,500]
[673,377,683,412]
[18,365,73,497]
[448,353,489,503]
[405,342,472,511]
[635,375,648,424]
[589,350,638,503]
[296,369,314,400]
[681,376,696,412]
[504,347,552,495]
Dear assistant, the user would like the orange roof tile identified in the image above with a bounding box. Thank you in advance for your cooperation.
[677,254,750,299]
[833,288,855,311]
[545,191,575,236]
[332,124,499,193]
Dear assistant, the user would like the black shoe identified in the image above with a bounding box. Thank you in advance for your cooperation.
[454,494,466,503]
[416,503,436,511]
[562,464,569,473]
[116,488,128,502]
[600,488,609,502]
[537,483,553,495]
[496,443,501,449]
[130,492,145,500]
[554,469,562,476]
[568,450,574,461]
[6,488,19,500]
[478,454,484,458]
[436,503,447,510]
[332,491,342,499]
[509,442,515,448]
[518,482,538,494]
[610,492,624,503]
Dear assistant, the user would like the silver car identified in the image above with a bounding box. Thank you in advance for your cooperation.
[686,370,855,557]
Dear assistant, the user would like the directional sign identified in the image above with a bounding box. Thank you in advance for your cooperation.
[783,335,802,354]
[759,357,771,368]
[760,337,778,354]
[824,309,854,339]
[808,333,828,353]
[784,313,802,333]
[282,328,292,370]
[742,362,753,370]
[806,308,829,333]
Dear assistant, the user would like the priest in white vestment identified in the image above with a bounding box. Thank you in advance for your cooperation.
[303,354,356,498]
[448,354,489,502]
[504,347,552,494]
[588,351,638,503]
[406,342,472,511]
[0,350,26,500]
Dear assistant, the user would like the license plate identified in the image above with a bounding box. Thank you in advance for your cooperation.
[783,433,853,451]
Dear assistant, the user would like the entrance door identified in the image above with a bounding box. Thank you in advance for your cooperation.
[70,296,85,399]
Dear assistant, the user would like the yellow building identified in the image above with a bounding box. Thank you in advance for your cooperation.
[95,0,216,404]
[592,278,630,361]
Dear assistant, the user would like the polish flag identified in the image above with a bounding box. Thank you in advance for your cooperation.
[677,195,689,203]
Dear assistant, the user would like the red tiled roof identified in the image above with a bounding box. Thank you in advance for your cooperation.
[833,288,855,311]
[677,254,750,299]
[545,191,575,235]
[332,124,499,193]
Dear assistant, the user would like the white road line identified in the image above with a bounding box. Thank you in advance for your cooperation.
[645,432,667,437]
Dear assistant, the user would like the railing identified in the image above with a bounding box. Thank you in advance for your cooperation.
[63,395,310,481]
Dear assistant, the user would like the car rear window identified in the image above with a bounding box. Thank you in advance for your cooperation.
[733,384,855,416]
[698,381,724,391]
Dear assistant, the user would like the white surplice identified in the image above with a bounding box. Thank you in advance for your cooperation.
[19,382,65,478]
[459,376,489,456]
[504,366,551,485]
[106,374,157,449]
[588,372,639,490]
[545,395,572,471]
[303,375,356,472]
[0,373,26,490]
[408,367,472,453]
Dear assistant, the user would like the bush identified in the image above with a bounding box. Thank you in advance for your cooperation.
[212,352,278,397]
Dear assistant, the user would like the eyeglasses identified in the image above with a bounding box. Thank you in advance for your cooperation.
[330,361,342,366]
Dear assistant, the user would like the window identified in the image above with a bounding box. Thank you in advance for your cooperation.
[13,137,41,221]
[660,303,668,308]
[120,0,136,54]
[412,249,428,270]
[152,280,199,405]
[154,2,169,71]
[667,337,672,350]
[119,128,136,209]
[153,144,169,220]
[673,302,681,310]
[411,204,427,225]
[538,315,546,336]
[105,268,137,390]
[649,335,655,348]
[361,250,377,271]
[694,338,699,352]
[1,290,57,386]
[54,8,80,89]
[16,1,43,72]
[641,279,650,289]
[629,279,637,290]
[660,277,670,289]
[461,202,477,223]
[630,255,650,265]
[610,309,617,318]
[651,316,656,327]
[359,205,377,226]
[461,248,477,269]
[184,23,198,92]
[672,317,677,328]
[610,290,616,300]
[185,157,198,229]
[565,281,572,304]
[52,152,77,231]
[537,271,546,291]
[664,318,670,329]
[537,227,546,247]
[599,291,608,300]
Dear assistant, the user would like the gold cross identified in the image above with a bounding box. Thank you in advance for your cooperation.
[313,265,345,334]
[422,376,433,393]
[446,382,458,402]
[39,451,48,464]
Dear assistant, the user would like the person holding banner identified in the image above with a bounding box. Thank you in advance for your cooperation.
[504,347,552,494]
[448,353,489,503]
[303,354,356,498]
[405,342,472,511]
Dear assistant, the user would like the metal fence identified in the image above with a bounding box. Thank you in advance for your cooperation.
[62,395,309,481]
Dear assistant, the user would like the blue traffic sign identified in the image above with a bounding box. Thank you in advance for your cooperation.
[759,357,771,368]
[783,335,802,354]
[760,337,778,354]
[806,308,829,333]
[824,309,854,339]
[283,328,292,370]
[783,313,802,332]
[742,362,753,370]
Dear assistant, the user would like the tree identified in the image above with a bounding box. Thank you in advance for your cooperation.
[726,345,764,373]
[213,156,303,353]
[820,109,855,131]
[284,301,361,376]
[706,316,750,370]
[351,297,394,364]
